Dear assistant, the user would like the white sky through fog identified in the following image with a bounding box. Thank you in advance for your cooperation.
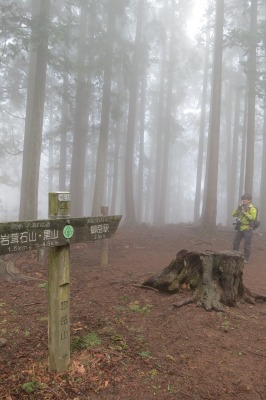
[187,0,208,40]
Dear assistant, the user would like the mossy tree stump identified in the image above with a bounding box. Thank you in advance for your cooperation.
[142,249,265,311]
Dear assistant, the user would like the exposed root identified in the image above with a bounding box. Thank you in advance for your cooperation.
[253,294,266,302]
[173,295,196,308]
[0,259,28,281]
[242,287,266,304]
[132,284,159,292]
[0,258,40,282]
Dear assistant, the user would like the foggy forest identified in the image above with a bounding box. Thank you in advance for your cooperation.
[1,0,266,232]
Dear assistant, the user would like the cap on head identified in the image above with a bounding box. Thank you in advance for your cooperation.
[241,193,252,200]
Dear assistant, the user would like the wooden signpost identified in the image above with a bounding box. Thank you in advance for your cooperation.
[0,192,121,372]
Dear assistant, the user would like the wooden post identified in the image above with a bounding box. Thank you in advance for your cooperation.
[0,196,121,371]
[100,206,109,266]
[48,192,71,372]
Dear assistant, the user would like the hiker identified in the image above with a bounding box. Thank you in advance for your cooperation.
[232,194,257,263]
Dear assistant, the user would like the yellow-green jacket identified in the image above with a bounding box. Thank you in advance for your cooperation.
[232,204,257,231]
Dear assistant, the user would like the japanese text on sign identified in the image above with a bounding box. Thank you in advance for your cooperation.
[90,224,109,239]
[0,215,121,256]
[60,300,69,341]
[0,229,59,254]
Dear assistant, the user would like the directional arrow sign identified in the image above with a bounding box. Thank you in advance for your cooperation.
[0,215,122,256]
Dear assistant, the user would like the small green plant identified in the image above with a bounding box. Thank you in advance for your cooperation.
[110,334,127,350]
[24,330,30,337]
[83,333,101,347]
[71,332,101,352]
[217,311,225,318]
[38,282,48,289]
[128,301,152,314]
[114,301,152,314]
[149,368,158,377]
[113,305,128,312]
[39,316,48,322]
[167,384,176,393]
[119,295,129,302]
[21,381,40,394]
[221,320,230,332]
[139,351,152,358]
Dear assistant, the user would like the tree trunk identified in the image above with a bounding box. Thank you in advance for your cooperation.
[157,2,175,226]
[238,83,248,199]
[92,0,117,216]
[259,9,266,233]
[19,0,50,220]
[244,0,257,194]
[59,69,70,192]
[227,80,242,226]
[260,93,266,233]
[142,249,262,311]
[153,43,166,225]
[136,75,146,223]
[194,23,210,225]
[200,0,224,232]
[70,0,90,217]
[225,81,233,223]
[124,0,144,226]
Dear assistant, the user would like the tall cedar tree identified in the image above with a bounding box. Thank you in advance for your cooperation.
[200,0,224,232]
[19,0,50,220]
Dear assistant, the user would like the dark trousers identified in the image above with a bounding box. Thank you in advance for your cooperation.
[233,229,253,261]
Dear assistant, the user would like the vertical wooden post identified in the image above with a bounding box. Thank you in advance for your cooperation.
[48,192,71,372]
[100,206,109,266]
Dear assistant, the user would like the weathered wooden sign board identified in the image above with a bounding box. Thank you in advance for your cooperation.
[1,192,121,373]
[0,215,121,256]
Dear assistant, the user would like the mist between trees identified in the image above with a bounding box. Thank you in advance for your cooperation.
[0,0,265,232]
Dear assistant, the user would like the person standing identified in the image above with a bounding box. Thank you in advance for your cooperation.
[232,194,257,263]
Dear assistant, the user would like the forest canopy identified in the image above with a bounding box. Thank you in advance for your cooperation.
[0,0,265,232]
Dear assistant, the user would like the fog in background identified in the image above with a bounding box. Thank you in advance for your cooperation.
[0,0,266,232]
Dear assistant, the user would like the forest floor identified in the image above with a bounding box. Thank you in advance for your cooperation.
[1,224,266,400]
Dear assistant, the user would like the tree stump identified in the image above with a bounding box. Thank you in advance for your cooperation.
[142,249,265,311]
[0,256,32,282]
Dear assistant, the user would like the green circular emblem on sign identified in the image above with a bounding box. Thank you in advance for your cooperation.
[63,225,74,239]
